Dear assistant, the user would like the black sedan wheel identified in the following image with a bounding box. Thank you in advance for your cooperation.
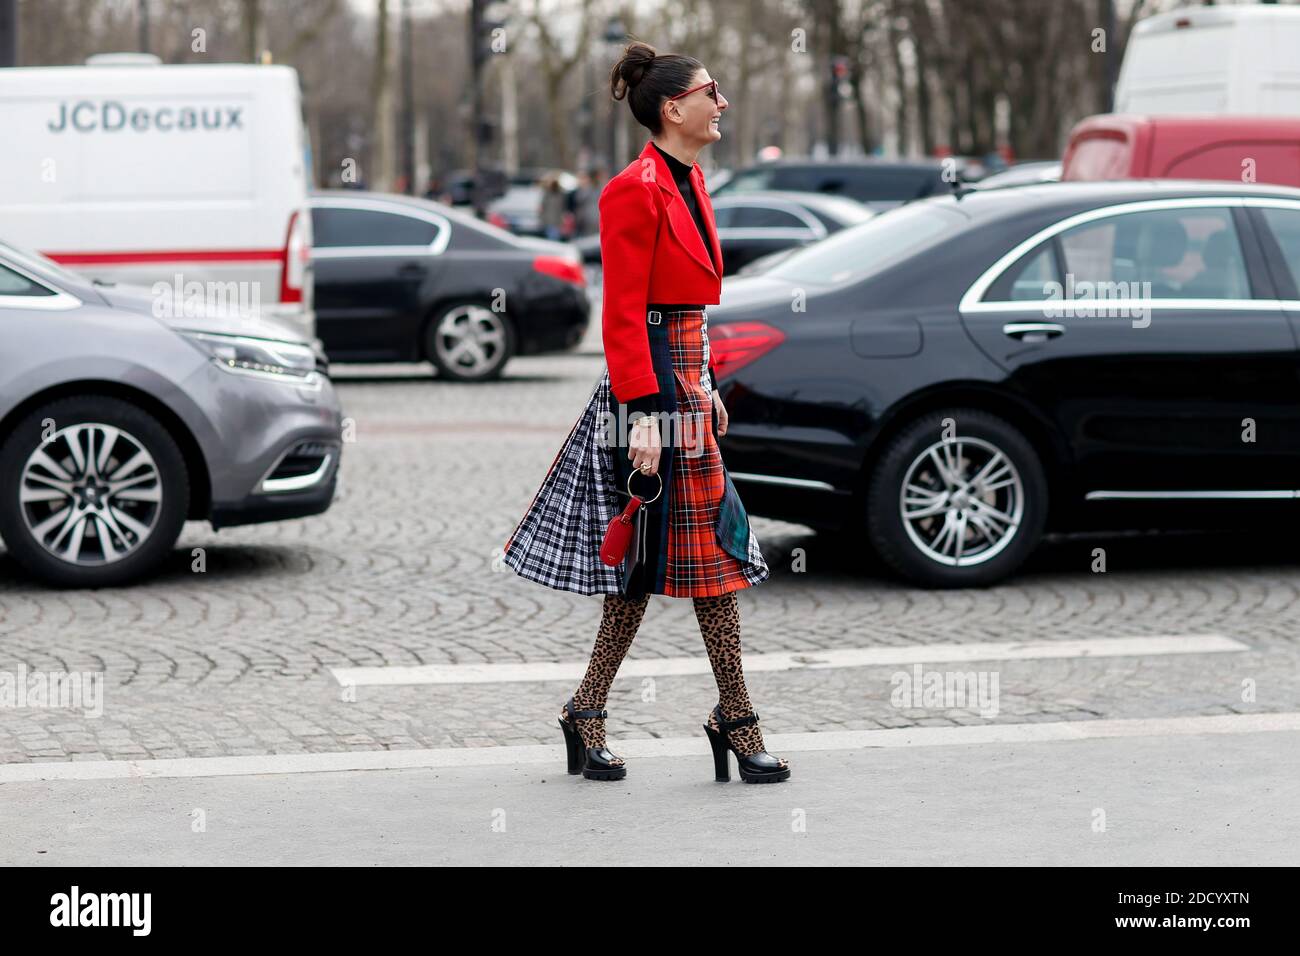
[0,396,189,588]
[866,409,1047,588]
[424,302,515,382]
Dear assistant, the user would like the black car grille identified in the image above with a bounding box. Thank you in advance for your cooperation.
[268,442,334,481]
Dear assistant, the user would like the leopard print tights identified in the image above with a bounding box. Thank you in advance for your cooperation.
[559,590,784,768]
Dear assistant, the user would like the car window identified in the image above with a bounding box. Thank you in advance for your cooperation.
[805,208,841,229]
[445,220,506,251]
[845,168,944,201]
[805,201,873,228]
[1057,207,1250,299]
[0,241,85,289]
[1258,207,1300,295]
[762,202,964,286]
[769,168,841,194]
[711,206,736,228]
[719,166,944,205]
[0,262,55,296]
[731,206,810,229]
[719,170,773,193]
[312,207,441,248]
[985,245,1061,301]
[770,167,942,203]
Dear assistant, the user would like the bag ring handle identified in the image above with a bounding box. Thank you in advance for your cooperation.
[627,469,663,504]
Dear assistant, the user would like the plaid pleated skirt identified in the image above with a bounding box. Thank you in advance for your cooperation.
[502,308,769,598]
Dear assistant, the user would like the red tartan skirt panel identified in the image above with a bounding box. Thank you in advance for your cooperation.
[501,309,769,598]
[660,310,765,596]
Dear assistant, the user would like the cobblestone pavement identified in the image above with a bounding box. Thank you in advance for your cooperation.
[2,337,1300,763]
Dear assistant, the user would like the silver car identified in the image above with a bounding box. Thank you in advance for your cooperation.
[0,241,343,588]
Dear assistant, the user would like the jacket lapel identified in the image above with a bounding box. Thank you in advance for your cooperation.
[641,139,720,278]
[692,165,724,276]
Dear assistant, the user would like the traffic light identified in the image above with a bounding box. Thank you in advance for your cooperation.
[830,55,851,100]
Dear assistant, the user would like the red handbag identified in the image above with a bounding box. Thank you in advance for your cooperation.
[601,471,662,566]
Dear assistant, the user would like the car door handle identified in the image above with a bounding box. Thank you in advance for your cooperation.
[398,262,427,278]
[1002,322,1065,341]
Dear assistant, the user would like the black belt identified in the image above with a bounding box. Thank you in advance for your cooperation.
[647,305,706,325]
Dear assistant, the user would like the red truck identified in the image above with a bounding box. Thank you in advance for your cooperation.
[1061,114,1300,188]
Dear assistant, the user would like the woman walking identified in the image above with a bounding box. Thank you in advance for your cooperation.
[502,40,789,784]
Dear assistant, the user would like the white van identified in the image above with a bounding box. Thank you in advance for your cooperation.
[0,55,314,340]
[1114,4,1300,115]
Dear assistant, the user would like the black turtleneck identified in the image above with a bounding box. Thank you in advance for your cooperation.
[653,142,711,258]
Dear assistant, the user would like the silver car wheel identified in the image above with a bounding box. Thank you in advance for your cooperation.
[434,305,507,376]
[19,422,163,566]
[898,435,1024,567]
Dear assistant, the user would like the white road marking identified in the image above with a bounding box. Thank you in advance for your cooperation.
[329,634,1247,686]
[2,711,1295,783]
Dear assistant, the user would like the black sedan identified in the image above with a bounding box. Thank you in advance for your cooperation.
[707,180,1300,587]
[575,189,872,279]
[310,191,589,381]
[711,158,971,211]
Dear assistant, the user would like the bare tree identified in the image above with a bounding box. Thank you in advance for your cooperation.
[15,0,1195,187]
[526,0,595,171]
[372,0,395,190]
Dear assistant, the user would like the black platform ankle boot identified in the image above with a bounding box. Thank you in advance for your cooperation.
[557,696,627,781]
[702,703,790,784]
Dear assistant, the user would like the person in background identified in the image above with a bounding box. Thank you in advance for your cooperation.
[570,167,603,237]
[424,174,451,205]
[539,172,567,240]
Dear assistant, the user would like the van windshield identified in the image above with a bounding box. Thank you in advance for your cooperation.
[761,201,966,285]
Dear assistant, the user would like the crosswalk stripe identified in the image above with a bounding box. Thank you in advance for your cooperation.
[329,634,1247,687]
[1,711,1293,783]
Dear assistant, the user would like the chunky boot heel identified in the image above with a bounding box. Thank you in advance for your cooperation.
[702,721,731,782]
[704,703,790,784]
[557,715,584,774]
[557,697,627,781]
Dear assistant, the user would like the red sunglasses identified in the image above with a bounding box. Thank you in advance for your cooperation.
[666,79,720,103]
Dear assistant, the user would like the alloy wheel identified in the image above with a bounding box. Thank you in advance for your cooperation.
[898,435,1024,567]
[19,422,163,566]
[433,304,507,377]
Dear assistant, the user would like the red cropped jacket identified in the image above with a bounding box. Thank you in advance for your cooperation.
[599,138,723,405]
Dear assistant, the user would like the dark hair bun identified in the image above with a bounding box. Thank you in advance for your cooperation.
[610,40,657,101]
[607,42,703,135]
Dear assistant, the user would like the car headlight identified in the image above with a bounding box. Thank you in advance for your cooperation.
[182,332,321,387]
